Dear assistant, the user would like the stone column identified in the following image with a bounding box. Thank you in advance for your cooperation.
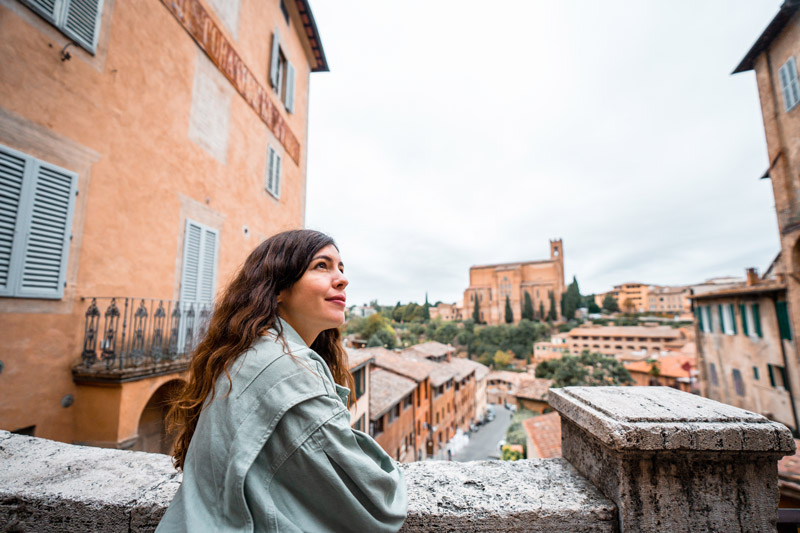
[549,386,796,533]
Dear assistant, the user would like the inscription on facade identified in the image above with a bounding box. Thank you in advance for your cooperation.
[161,0,301,164]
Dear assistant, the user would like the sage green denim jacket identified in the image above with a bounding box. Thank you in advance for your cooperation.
[156,319,408,532]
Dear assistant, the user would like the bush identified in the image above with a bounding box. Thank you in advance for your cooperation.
[505,408,538,456]
[501,445,523,461]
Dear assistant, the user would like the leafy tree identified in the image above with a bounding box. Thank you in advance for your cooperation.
[587,297,601,314]
[522,291,534,321]
[648,360,661,377]
[504,296,513,324]
[366,334,383,347]
[433,321,459,345]
[493,349,514,369]
[501,445,523,461]
[622,298,635,313]
[602,294,620,313]
[562,276,582,321]
[473,297,481,324]
[547,291,557,321]
[392,301,403,322]
[361,313,396,348]
[535,351,634,387]
[345,315,365,335]
[506,408,537,456]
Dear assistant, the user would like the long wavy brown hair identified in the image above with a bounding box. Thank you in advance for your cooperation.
[167,229,354,470]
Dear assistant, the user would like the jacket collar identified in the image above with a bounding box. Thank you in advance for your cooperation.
[275,316,308,348]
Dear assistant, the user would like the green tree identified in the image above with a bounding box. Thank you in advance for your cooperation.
[587,296,601,314]
[539,301,545,321]
[433,321,459,344]
[506,408,537,456]
[501,445,523,461]
[493,349,514,369]
[422,292,430,321]
[547,291,557,321]
[392,301,403,322]
[366,334,383,347]
[504,296,513,324]
[535,351,634,387]
[602,294,620,313]
[522,291,534,321]
[562,276,582,321]
[473,297,481,324]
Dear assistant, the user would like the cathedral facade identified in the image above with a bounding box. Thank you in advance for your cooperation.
[464,240,565,325]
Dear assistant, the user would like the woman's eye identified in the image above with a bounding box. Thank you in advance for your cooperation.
[315,262,327,269]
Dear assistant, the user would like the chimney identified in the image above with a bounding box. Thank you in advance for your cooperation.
[746,267,758,286]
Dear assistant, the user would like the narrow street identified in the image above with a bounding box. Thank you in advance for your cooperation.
[453,404,513,462]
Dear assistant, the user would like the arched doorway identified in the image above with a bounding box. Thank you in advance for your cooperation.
[133,379,183,454]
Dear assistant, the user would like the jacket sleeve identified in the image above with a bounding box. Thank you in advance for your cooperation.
[268,400,408,532]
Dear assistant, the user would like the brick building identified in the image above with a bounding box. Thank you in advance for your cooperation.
[0,0,327,450]
[565,325,689,359]
[345,348,373,432]
[368,368,416,462]
[463,240,565,324]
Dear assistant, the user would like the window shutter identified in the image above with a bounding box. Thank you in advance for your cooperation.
[16,161,77,298]
[266,146,275,192]
[269,29,281,89]
[21,0,61,24]
[752,303,762,337]
[61,0,103,54]
[705,307,712,332]
[729,304,737,335]
[739,304,749,336]
[285,62,296,113]
[180,220,217,304]
[0,149,29,296]
[776,301,792,341]
[717,304,723,333]
[780,62,793,111]
[274,153,282,196]
[768,364,776,387]
[788,57,800,110]
[180,221,202,303]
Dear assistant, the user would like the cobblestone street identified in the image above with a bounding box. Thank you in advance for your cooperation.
[453,405,513,462]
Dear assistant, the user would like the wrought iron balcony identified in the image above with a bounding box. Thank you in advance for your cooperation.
[72,297,212,382]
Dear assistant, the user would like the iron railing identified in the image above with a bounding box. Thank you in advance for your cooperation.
[80,297,212,371]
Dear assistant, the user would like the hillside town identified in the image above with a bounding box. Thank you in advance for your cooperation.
[3,0,800,530]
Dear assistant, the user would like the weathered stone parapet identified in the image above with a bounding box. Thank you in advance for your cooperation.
[549,386,796,533]
[0,430,617,532]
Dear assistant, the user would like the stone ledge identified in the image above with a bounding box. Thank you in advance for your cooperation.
[549,386,796,452]
[0,431,617,532]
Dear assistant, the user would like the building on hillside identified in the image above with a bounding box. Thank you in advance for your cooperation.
[733,0,800,436]
[1,0,327,450]
[459,358,490,422]
[565,325,688,360]
[463,240,565,325]
[345,348,373,432]
[523,411,562,459]
[426,362,457,457]
[512,378,554,413]
[403,341,456,362]
[366,346,436,460]
[485,371,542,406]
[446,358,477,433]
[691,269,800,434]
[646,286,692,314]
[368,368,416,463]
[532,333,569,366]
[348,305,377,318]
[623,352,697,393]
[429,302,462,322]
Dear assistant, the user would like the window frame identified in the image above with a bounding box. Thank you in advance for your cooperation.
[265,145,282,198]
[21,0,104,55]
[268,28,297,113]
[779,56,800,112]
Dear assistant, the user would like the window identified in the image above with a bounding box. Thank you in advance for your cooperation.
[22,0,103,54]
[180,220,218,305]
[709,363,719,386]
[403,395,412,410]
[269,29,296,113]
[753,366,759,381]
[354,367,365,398]
[703,307,713,333]
[0,144,78,299]
[372,416,384,436]
[779,57,800,112]
[720,304,736,335]
[739,304,749,336]
[768,364,788,390]
[751,303,763,338]
[776,301,793,341]
[265,146,282,198]
[732,369,745,397]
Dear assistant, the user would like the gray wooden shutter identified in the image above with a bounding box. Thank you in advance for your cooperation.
[274,153,282,196]
[0,149,29,296]
[266,146,275,192]
[180,220,217,304]
[788,57,800,110]
[269,29,281,89]
[16,161,77,298]
[21,0,62,24]
[285,62,296,113]
[62,0,104,54]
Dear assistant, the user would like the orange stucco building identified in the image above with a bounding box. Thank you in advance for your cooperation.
[0,0,327,450]
[463,240,565,324]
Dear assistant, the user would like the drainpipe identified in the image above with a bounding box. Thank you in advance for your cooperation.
[771,294,800,436]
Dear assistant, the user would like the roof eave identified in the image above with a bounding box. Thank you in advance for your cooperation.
[733,1,800,74]
[295,0,329,72]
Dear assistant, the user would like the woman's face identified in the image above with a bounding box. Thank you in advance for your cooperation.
[278,244,348,343]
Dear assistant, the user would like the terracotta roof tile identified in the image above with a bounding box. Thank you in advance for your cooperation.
[403,341,455,358]
[568,326,681,338]
[522,412,562,459]
[369,368,417,420]
[624,353,696,379]
[513,378,554,401]
[370,350,436,382]
[345,347,374,370]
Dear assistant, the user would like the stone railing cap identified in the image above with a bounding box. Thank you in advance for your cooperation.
[549,386,796,453]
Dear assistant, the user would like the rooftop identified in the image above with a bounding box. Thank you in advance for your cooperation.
[624,353,695,379]
[404,341,455,359]
[368,368,417,420]
[523,412,562,459]
[689,281,786,300]
[370,349,437,382]
[513,378,555,402]
[444,357,478,382]
[733,0,800,73]
[345,347,374,371]
[567,325,682,338]
[427,362,458,387]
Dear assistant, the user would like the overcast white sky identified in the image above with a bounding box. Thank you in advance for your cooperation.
[304,0,783,307]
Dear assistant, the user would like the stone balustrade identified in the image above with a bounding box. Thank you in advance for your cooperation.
[0,387,794,532]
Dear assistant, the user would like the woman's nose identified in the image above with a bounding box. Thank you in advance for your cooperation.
[334,272,348,289]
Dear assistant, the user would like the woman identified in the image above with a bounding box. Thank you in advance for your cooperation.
[157,230,408,532]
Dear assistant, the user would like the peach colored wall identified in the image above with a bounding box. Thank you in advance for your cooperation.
[373,397,415,462]
[0,0,317,443]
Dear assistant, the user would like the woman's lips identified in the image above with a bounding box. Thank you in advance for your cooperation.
[326,297,346,307]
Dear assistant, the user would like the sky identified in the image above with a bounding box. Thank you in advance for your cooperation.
[304,0,784,307]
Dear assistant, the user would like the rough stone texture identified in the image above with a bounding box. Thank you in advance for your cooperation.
[550,386,796,533]
[0,430,617,532]
[401,459,617,532]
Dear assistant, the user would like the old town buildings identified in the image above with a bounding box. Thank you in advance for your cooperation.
[463,240,565,325]
[1,0,327,449]
[565,324,690,359]
[595,283,692,314]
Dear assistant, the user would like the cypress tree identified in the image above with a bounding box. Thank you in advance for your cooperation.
[473,297,481,324]
[548,291,557,321]
[422,292,430,321]
[539,301,545,321]
[522,291,534,320]
[504,296,513,324]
